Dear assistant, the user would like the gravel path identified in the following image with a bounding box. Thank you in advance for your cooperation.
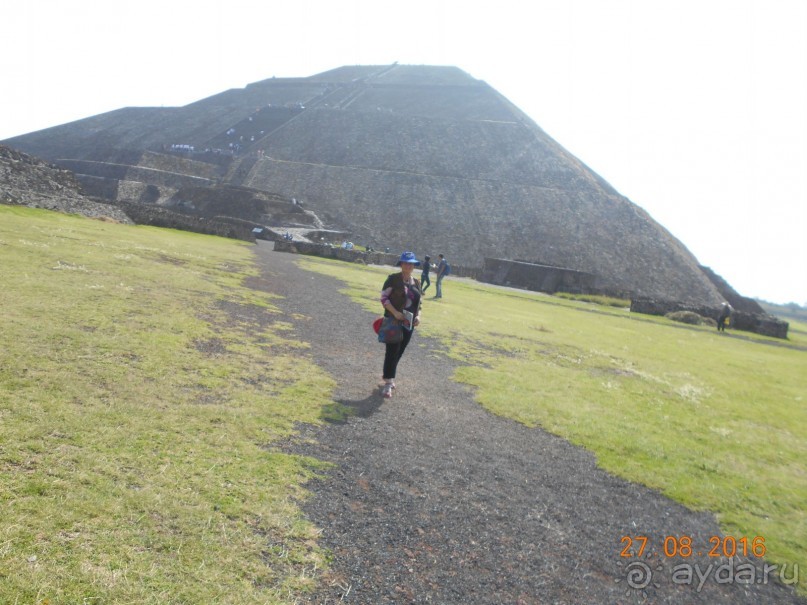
[252,244,804,605]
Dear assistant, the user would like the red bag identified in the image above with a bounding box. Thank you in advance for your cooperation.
[372,317,383,334]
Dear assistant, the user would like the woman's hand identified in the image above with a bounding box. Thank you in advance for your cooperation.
[384,302,403,321]
[413,315,420,327]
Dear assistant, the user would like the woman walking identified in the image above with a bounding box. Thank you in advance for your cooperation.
[380,251,423,398]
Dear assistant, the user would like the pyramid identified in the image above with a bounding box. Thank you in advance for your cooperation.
[2,64,727,305]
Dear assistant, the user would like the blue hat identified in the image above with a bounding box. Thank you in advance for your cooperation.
[395,251,421,267]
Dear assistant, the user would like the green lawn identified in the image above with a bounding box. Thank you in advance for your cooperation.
[2,205,803,600]
[301,256,807,593]
[787,318,807,347]
[0,207,334,604]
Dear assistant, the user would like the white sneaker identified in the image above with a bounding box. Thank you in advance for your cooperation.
[382,383,393,398]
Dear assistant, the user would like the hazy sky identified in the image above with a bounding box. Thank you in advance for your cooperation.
[2,0,805,304]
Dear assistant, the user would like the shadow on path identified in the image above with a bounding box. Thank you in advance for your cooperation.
[328,395,384,422]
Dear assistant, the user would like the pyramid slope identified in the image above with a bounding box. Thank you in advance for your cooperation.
[2,64,724,304]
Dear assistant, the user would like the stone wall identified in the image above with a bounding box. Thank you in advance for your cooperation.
[480,258,596,294]
[117,180,165,204]
[76,174,120,200]
[630,298,789,339]
[116,201,254,242]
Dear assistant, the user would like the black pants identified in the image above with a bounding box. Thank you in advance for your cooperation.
[421,274,431,294]
[383,327,413,379]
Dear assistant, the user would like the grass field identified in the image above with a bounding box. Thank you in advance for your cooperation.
[2,205,804,600]
[787,318,807,348]
[300,256,807,593]
[0,207,335,604]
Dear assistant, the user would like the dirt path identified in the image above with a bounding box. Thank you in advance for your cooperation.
[252,244,804,605]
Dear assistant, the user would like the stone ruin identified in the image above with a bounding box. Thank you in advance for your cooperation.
[630,298,789,339]
[480,258,598,295]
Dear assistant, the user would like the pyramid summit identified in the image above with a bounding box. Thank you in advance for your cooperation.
[1,64,732,306]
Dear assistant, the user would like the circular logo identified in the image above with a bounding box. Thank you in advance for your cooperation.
[625,561,653,589]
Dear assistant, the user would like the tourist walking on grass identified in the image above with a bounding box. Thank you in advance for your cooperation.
[420,255,433,295]
[379,251,423,399]
[717,302,733,332]
[434,253,449,299]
